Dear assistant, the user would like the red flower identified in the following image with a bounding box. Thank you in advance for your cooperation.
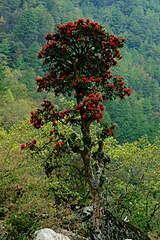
[88,93,94,97]
[83,24,88,28]
[124,88,131,96]
[107,128,113,136]
[61,75,66,80]
[119,81,124,85]
[71,82,77,87]
[55,152,59,155]
[77,18,84,23]
[36,77,42,82]
[109,39,116,46]
[50,136,53,141]
[52,120,56,125]
[82,114,86,119]
[37,52,41,58]
[32,138,37,144]
[74,142,79,147]
[100,104,105,111]
[108,84,114,88]
[66,149,70,154]
[95,78,101,83]
[86,18,90,23]
[97,118,102,123]
[76,103,83,109]
[45,43,50,48]
[20,143,26,150]
[62,45,67,51]
[59,24,66,29]
[114,76,121,79]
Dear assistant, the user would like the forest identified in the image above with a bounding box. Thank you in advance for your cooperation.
[0,0,160,239]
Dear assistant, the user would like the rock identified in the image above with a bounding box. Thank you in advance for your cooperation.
[58,229,89,240]
[81,207,150,240]
[34,228,71,240]
[103,210,150,240]
[83,206,93,218]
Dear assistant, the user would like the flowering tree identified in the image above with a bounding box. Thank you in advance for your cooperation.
[21,18,131,239]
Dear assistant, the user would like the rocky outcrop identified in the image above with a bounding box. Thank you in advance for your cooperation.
[34,208,150,240]
[81,207,150,239]
[34,228,71,240]
[91,210,151,240]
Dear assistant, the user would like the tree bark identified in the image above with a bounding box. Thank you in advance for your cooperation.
[81,153,105,240]
[81,122,105,239]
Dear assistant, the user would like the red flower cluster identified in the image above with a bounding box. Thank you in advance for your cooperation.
[20,143,26,150]
[85,93,105,122]
[107,128,113,136]
[35,18,126,98]
[36,73,54,92]
[20,139,37,150]
[124,88,131,96]
[30,110,43,129]
[52,140,71,156]
[21,19,131,164]
[57,18,103,37]
[75,93,105,123]
[54,141,64,149]
[71,77,95,87]
[30,100,56,128]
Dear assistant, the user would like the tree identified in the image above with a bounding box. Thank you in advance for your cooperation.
[22,18,131,239]
[13,7,38,47]
[103,136,160,233]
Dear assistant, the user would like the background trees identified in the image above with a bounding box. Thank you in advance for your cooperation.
[1,0,159,142]
[0,0,159,239]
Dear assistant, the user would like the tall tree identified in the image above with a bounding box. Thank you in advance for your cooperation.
[22,18,132,239]
[13,7,38,47]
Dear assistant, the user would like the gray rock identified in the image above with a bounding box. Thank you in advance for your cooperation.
[34,228,71,240]
[83,206,93,217]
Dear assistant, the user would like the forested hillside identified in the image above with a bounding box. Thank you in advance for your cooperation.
[0,0,160,142]
[0,1,160,239]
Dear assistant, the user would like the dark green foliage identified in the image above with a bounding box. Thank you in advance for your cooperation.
[0,0,159,140]
[13,8,38,47]
[5,211,41,239]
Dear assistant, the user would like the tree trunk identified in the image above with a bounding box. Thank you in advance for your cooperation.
[80,122,150,240]
[81,122,105,239]
[81,152,105,240]
[92,191,104,240]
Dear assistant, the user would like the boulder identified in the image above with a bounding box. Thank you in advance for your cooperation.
[103,210,150,240]
[34,228,71,240]
[81,207,150,240]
